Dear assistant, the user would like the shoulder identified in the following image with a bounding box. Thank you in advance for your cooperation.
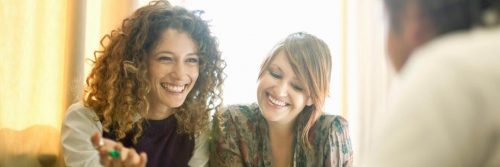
[61,102,102,142]
[64,102,98,121]
[313,115,350,136]
[62,102,102,134]
[220,103,260,123]
[316,115,353,158]
[64,102,99,123]
[404,27,500,82]
[394,28,500,118]
[218,103,262,138]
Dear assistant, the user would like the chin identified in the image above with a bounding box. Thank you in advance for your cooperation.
[162,100,185,108]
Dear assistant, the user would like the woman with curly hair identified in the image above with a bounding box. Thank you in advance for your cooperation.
[61,1,225,166]
[211,32,353,167]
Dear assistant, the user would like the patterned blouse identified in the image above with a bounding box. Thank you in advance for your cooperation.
[211,103,353,167]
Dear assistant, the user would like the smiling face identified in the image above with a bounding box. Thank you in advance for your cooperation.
[257,51,313,125]
[147,28,200,111]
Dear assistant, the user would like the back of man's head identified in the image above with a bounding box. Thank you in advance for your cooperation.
[385,0,500,36]
[384,0,500,72]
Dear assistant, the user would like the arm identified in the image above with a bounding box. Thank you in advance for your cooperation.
[325,116,353,167]
[188,129,209,167]
[210,110,245,167]
[60,103,103,167]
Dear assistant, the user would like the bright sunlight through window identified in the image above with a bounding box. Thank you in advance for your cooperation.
[138,0,343,115]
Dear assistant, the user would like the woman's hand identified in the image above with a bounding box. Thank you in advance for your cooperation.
[91,132,148,167]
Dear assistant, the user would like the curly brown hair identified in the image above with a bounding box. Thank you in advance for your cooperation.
[83,0,225,143]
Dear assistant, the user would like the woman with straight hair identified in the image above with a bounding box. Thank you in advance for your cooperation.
[211,32,353,167]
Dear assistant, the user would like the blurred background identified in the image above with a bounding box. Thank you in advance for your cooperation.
[0,0,392,166]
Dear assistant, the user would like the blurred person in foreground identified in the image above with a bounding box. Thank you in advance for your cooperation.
[364,0,500,166]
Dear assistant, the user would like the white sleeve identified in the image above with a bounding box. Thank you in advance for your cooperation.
[60,102,103,167]
[188,129,209,167]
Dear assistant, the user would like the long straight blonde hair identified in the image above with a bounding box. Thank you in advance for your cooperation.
[258,32,332,149]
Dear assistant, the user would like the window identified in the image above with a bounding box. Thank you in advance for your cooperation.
[138,0,344,115]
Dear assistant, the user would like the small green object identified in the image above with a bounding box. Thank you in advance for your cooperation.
[108,150,121,158]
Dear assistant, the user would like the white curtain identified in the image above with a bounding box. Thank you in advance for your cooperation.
[345,0,393,166]
[0,0,140,166]
[0,1,70,166]
[343,0,394,165]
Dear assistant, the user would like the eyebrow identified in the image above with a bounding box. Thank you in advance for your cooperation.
[269,64,301,82]
[269,64,282,72]
[153,51,199,57]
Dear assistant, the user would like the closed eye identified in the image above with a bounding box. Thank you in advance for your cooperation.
[269,69,282,79]
[186,57,199,64]
[158,56,173,62]
[291,83,303,92]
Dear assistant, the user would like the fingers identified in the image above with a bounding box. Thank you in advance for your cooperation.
[99,148,111,166]
[90,132,147,167]
[122,148,141,167]
[113,147,147,167]
[91,131,103,149]
[110,143,124,167]
[91,133,120,166]
[106,143,147,167]
[139,152,148,167]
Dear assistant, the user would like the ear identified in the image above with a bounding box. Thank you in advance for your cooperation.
[402,3,435,48]
[306,98,313,106]
[403,20,434,48]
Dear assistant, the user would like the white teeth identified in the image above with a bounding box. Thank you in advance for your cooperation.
[160,83,185,93]
[268,95,286,106]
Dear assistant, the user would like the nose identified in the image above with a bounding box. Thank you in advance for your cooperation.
[170,63,186,80]
[274,80,288,97]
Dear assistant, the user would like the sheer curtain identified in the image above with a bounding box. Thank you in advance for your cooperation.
[0,0,139,166]
[0,1,70,166]
[344,0,393,165]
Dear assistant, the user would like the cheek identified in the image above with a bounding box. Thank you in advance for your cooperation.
[387,33,398,62]
[256,77,271,101]
[387,33,404,69]
[147,68,157,82]
[147,62,165,78]
[189,66,200,80]
[289,91,309,109]
[256,75,272,91]
[256,79,264,96]
[293,95,307,108]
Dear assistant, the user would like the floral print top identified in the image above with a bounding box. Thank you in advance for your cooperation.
[211,103,353,167]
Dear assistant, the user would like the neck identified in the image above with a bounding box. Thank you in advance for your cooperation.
[268,121,294,167]
[147,102,173,120]
[268,121,294,138]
